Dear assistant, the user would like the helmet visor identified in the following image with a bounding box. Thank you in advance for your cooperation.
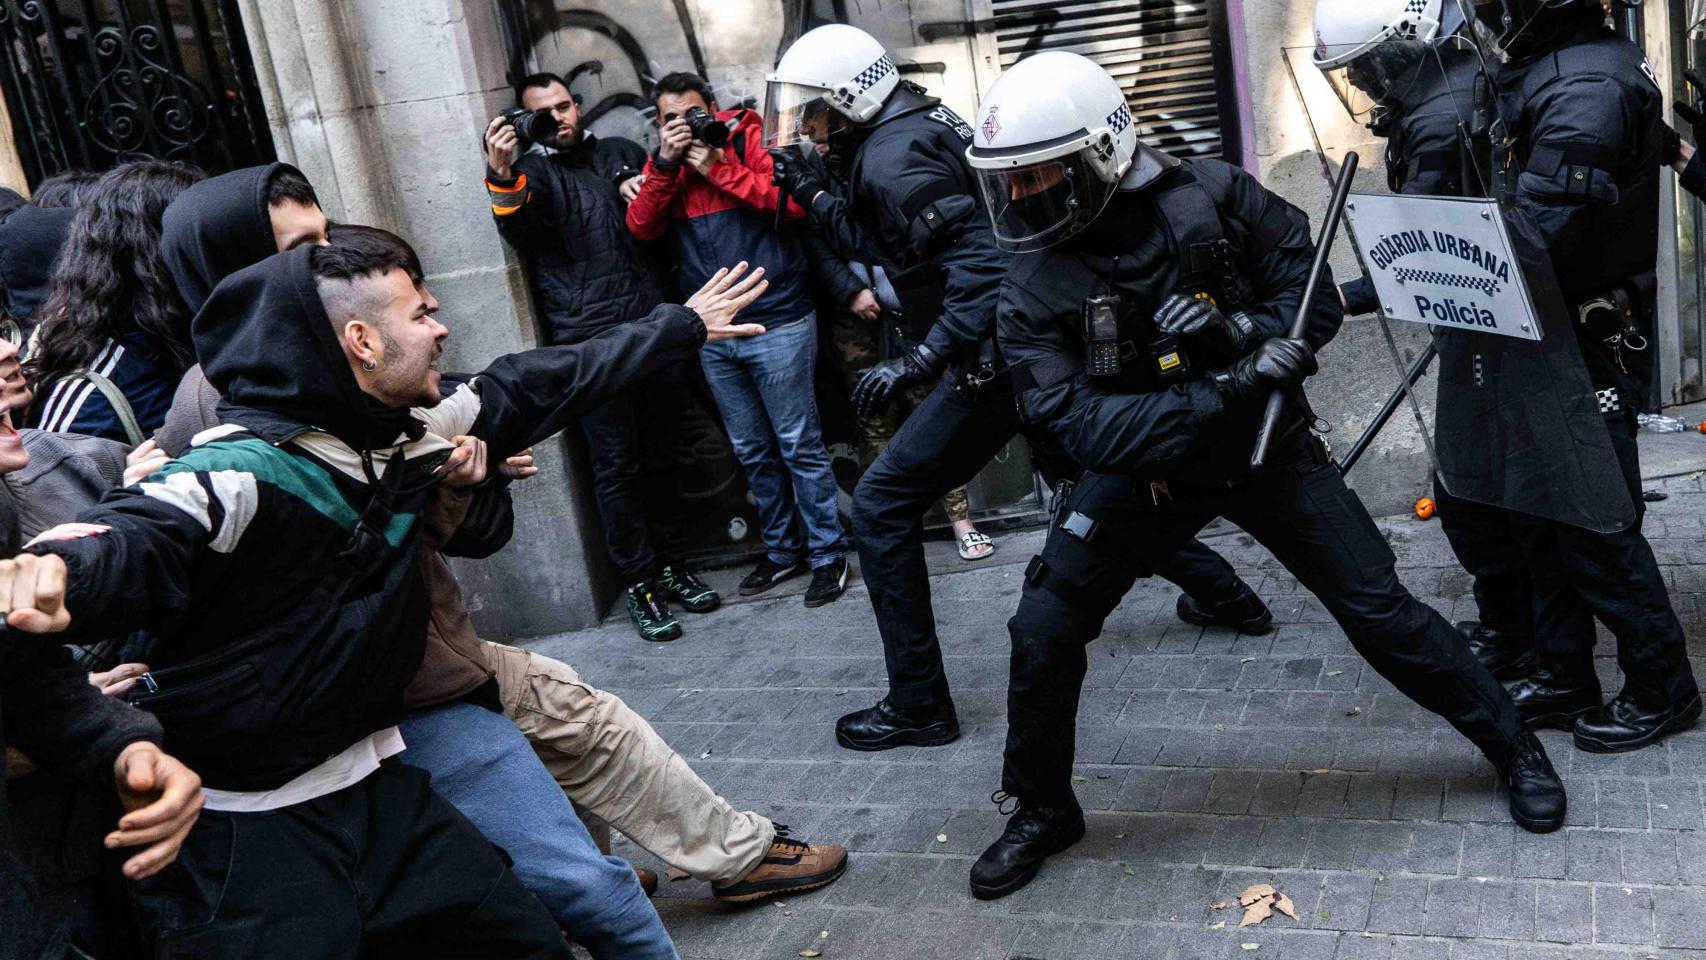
[762,79,840,148]
[1318,39,1429,120]
[973,150,1118,253]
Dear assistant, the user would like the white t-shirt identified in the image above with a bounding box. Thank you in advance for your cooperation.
[199,727,405,813]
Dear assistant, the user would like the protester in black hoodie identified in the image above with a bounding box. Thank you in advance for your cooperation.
[0,237,767,956]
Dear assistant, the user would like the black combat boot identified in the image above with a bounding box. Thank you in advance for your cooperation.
[1175,583,1273,635]
[1574,691,1703,753]
[1508,658,1602,730]
[969,793,1085,900]
[1496,727,1566,833]
[1456,620,1536,682]
[834,697,959,751]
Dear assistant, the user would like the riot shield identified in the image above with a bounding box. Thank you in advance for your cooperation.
[1283,17,1635,532]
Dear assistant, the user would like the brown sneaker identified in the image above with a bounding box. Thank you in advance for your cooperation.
[634,866,659,897]
[711,829,848,903]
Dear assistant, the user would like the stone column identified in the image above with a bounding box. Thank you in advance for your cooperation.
[234,0,607,636]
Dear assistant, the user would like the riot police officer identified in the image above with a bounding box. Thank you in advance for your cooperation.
[972,50,1564,899]
[763,24,1273,752]
[1473,0,1700,750]
[1313,0,1539,681]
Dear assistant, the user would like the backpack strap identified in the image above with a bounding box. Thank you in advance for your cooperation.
[60,368,145,447]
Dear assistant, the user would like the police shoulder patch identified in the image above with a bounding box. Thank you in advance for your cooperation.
[1639,57,1659,91]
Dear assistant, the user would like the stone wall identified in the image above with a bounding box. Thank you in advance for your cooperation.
[236,0,606,637]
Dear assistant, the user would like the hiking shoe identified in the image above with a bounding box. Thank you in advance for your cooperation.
[712,828,848,903]
[803,556,849,608]
[625,581,681,642]
[738,555,808,596]
[657,565,721,613]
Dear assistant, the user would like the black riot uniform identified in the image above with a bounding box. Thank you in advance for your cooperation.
[1339,40,1539,681]
[979,155,1561,897]
[784,82,1267,745]
[1486,12,1701,746]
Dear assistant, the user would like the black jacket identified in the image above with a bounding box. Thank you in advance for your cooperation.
[2,642,160,960]
[997,161,1342,485]
[27,245,707,789]
[0,205,74,335]
[487,136,666,345]
[804,84,1009,368]
[1490,26,1664,401]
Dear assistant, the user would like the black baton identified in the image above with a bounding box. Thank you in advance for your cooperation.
[1338,341,1436,476]
[1250,152,1359,472]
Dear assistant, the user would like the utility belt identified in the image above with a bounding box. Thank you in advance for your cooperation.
[1572,272,1654,375]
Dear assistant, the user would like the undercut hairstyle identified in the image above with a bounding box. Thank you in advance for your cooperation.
[311,230,419,333]
[265,166,320,209]
[326,223,425,281]
[516,71,571,105]
[32,169,99,209]
[651,71,716,109]
[27,161,206,387]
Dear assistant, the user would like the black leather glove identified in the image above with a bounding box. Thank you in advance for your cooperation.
[1210,337,1317,405]
[1154,293,1258,361]
[853,343,943,419]
[769,147,825,209]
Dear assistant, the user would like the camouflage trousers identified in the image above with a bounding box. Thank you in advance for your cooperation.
[827,307,971,523]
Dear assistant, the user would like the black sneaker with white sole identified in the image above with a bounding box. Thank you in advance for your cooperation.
[803,556,848,608]
[739,555,808,596]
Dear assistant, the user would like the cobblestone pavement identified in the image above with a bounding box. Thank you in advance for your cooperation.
[522,473,1706,960]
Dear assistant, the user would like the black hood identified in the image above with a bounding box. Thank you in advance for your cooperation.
[0,205,74,323]
[196,245,423,452]
[161,162,303,314]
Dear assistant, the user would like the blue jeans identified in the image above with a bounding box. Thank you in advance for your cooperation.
[700,314,846,568]
[399,702,678,960]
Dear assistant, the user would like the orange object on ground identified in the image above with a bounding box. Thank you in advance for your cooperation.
[1415,497,1436,520]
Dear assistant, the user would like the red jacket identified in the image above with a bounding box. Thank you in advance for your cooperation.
[626,110,815,327]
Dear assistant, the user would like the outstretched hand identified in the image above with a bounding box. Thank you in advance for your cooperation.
[686,262,769,342]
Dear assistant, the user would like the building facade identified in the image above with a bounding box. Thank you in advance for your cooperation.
[0,0,1699,636]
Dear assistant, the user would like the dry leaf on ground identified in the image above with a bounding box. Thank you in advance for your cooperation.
[1274,894,1298,920]
[1210,901,1229,910]
[665,868,690,881]
[1239,899,1273,927]
[1238,884,1276,905]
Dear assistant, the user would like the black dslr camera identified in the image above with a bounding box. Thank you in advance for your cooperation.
[682,106,730,148]
[501,107,557,147]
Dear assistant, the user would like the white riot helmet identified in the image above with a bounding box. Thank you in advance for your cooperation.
[964,51,1139,252]
[1312,0,1442,120]
[763,24,899,148]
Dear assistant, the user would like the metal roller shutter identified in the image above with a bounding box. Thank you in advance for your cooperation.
[990,0,1234,160]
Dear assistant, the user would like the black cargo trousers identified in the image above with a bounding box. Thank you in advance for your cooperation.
[1002,437,1528,807]
[850,373,1260,708]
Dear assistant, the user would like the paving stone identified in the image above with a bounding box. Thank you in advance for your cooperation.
[525,482,1706,959]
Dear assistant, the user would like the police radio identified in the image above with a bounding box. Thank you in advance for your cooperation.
[1083,294,1123,378]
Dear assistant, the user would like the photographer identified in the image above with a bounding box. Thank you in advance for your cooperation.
[626,72,849,606]
[484,72,719,642]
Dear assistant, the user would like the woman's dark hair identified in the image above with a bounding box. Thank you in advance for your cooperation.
[0,188,23,222]
[31,169,99,209]
[27,161,206,389]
